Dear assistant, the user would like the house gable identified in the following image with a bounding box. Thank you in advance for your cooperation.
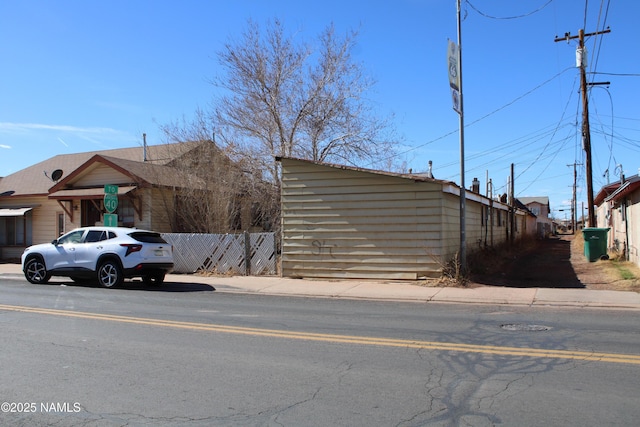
[49,155,139,191]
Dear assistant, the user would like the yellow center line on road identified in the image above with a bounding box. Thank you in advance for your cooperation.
[2,303,640,365]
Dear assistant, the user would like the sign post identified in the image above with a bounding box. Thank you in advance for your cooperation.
[104,185,118,227]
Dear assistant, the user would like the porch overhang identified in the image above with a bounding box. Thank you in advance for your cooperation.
[48,186,137,200]
[0,207,34,217]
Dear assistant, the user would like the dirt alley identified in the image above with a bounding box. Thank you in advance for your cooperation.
[469,233,640,292]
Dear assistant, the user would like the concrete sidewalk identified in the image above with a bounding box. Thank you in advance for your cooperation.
[2,262,640,310]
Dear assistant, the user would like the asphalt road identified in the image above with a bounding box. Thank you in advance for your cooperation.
[1,277,640,426]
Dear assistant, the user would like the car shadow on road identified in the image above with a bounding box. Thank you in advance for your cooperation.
[50,280,216,292]
[126,281,216,292]
[470,237,585,288]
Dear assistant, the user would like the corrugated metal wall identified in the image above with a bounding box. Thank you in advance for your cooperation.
[279,158,530,280]
[280,158,446,280]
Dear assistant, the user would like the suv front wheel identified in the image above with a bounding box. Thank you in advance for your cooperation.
[24,257,51,284]
[97,259,123,288]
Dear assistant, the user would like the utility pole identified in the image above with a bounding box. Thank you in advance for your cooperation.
[448,0,466,272]
[509,163,515,243]
[555,28,610,228]
[567,162,581,234]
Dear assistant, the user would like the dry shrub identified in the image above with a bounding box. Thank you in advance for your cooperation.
[466,235,539,278]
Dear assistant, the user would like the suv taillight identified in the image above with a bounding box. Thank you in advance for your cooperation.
[121,244,143,257]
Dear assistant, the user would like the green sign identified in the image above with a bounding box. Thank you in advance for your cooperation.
[104,213,118,227]
[104,184,118,195]
[104,194,118,213]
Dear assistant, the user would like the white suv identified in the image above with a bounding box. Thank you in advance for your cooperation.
[21,227,174,288]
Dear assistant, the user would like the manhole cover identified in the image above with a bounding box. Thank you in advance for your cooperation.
[500,323,551,332]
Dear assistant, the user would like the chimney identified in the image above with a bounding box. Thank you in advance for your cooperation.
[471,177,480,193]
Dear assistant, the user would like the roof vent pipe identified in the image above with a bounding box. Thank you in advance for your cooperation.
[426,160,434,179]
[143,133,147,162]
[615,164,624,185]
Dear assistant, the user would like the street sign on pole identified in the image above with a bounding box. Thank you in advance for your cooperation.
[104,184,118,195]
[104,194,118,213]
[104,184,119,225]
[104,213,118,227]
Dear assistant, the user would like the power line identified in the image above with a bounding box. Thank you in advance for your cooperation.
[383,67,575,165]
[466,0,555,20]
[592,72,640,77]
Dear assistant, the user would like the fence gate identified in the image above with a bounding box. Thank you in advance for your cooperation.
[162,232,277,276]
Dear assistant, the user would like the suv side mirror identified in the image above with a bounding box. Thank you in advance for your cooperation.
[51,239,59,246]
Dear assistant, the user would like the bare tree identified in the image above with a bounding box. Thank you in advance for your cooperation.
[156,19,401,233]
[159,115,278,234]
[212,19,400,181]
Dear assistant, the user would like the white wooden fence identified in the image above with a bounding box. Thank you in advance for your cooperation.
[162,232,277,276]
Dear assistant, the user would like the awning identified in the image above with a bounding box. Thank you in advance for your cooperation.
[48,186,137,200]
[0,207,33,217]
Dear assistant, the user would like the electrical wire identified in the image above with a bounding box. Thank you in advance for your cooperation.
[590,86,616,176]
[384,67,575,166]
[588,0,611,75]
[515,76,579,177]
[466,0,556,20]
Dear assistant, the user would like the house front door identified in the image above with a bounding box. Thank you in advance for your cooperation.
[81,199,102,227]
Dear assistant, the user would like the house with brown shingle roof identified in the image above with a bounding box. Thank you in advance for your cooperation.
[0,142,206,259]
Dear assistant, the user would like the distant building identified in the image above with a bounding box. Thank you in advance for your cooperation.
[518,197,553,238]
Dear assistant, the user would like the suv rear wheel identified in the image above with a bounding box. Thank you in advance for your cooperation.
[97,259,123,288]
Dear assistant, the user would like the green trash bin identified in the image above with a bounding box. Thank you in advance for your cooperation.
[582,228,610,262]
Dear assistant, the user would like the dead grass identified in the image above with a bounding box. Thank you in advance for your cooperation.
[421,238,540,288]
[465,236,540,278]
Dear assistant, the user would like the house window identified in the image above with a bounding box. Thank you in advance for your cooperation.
[0,213,32,246]
[118,198,135,227]
[57,212,65,237]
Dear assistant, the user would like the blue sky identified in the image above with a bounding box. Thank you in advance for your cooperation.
[1,0,638,218]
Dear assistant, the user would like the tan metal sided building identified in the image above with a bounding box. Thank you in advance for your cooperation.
[278,157,532,280]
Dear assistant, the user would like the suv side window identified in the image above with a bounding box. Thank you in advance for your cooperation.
[85,230,106,243]
[57,230,85,245]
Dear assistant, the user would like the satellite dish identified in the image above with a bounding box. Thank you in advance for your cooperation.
[51,169,64,182]
[0,190,15,197]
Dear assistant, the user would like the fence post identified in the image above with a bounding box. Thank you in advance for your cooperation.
[243,231,251,276]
